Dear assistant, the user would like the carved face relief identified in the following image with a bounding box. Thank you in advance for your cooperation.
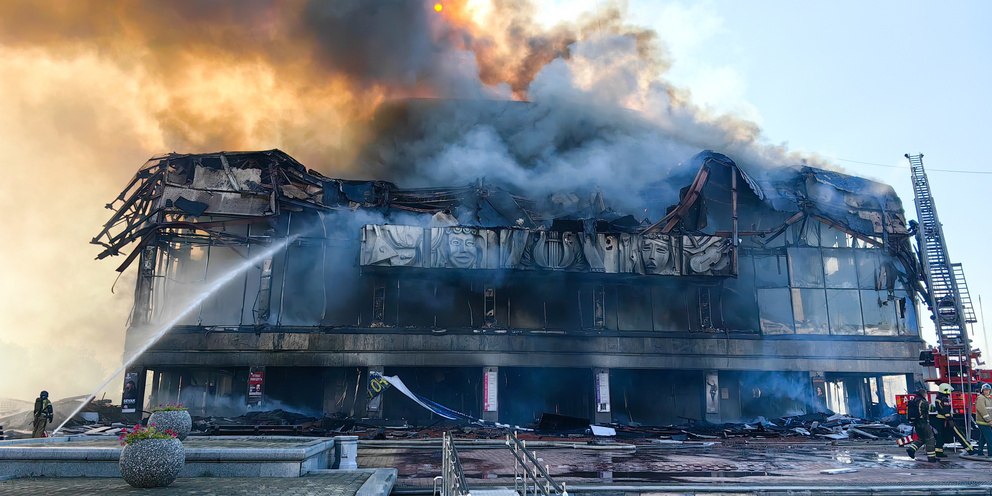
[639,235,672,274]
[447,230,479,268]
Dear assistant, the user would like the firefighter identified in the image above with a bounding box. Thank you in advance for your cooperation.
[906,382,938,462]
[932,382,974,456]
[974,383,992,457]
[32,390,53,438]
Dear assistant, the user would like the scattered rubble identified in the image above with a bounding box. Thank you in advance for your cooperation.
[0,399,911,445]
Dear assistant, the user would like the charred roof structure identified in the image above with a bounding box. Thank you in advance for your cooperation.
[95,141,924,426]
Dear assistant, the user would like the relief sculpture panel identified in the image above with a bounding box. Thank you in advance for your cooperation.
[360,225,735,277]
[682,235,734,276]
[430,227,499,269]
[361,225,424,267]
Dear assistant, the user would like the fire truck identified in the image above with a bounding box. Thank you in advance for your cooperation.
[895,155,987,422]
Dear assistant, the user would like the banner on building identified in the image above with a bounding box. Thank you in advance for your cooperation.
[595,369,611,413]
[483,368,498,412]
[367,370,391,412]
[121,371,139,414]
[247,367,264,406]
[368,371,392,399]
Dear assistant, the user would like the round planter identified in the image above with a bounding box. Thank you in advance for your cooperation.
[119,438,185,488]
[148,410,192,440]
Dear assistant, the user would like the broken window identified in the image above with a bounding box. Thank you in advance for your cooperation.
[791,288,829,334]
[651,285,689,331]
[861,290,898,336]
[618,285,653,331]
[753,253,789,288]
[819,225,854,248]
[199,245,249,325]
[757,288,794,334]
[280,242,327,326]
[822,250,858,289]
[722,255,758,332]
[855,251,881,289]
[790,220,820,246]
[826,289,864,335]
[398,280,436,328]
[788,248,825,288]
[158,242,207,326]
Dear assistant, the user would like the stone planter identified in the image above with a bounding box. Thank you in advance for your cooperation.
[148,410,192,441]
[119,438,185,488]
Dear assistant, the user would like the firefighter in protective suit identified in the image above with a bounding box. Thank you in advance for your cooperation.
[906,382,938,462]
[32,390,53,438]
[932,382,974,456]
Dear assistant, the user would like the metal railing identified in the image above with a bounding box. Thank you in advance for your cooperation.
[506,431,567,496]
[434,431,471,496]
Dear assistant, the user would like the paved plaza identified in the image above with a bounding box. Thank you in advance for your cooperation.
[3,437,992,495]
[361,438,992,493]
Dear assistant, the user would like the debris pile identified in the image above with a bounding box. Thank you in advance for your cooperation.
[1,401,910,444]
[0,397,125,438]
[614,412,908,442]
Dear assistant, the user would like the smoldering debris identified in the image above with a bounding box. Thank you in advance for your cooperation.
[182,409,907,443]
[628,412,909,443]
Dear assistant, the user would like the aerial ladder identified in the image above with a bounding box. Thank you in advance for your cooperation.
[898,154,990,433]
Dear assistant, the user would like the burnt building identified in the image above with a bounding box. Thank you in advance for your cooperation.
[95,121,924,426]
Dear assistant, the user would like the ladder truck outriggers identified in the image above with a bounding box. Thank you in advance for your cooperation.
[896,154,990,433]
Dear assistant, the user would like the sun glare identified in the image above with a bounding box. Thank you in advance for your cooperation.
[434,3,443,12]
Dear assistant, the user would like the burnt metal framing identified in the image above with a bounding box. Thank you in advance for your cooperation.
[96,149,923,341]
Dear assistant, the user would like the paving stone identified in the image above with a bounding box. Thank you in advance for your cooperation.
[0,472,371,495]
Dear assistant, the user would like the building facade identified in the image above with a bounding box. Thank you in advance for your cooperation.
[95,148,924,426]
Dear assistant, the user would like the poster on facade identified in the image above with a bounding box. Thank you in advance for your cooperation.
[483,368,498,412]
[595,370,611,413]
[247,367,264,406]
[121,371,139,414]
[705,372,720,414]
[811,375,826,411]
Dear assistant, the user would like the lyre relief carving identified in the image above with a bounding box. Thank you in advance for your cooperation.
[532,231,581,270]
[683,235,733,275]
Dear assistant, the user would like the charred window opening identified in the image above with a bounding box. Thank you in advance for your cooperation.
[483,287,496,327]
[593,285,606,330]
[500,368,594,428]
[371,285,386,327]
[381,367,482,425]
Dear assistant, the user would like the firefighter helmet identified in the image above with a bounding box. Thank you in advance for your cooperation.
[939,383,954,394]
[40,390,48,398]
[982,383,992,392]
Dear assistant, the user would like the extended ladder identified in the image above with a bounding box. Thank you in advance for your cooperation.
[907,153,975,355]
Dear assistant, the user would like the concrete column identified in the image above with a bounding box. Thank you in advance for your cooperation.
[366,366,385,419]
[482,367,498,422]
[593,368,611,424]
